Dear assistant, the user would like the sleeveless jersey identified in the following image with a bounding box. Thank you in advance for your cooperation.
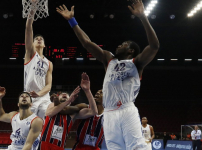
[142,124,151,141]
[73,114,104,149]
[24,51,50,102]
[38,114,73,149]
[103,58,140,108]
[10,113,41,150]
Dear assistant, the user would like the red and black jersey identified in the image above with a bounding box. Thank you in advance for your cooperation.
[72,114,104,149]
[38,114,72,149]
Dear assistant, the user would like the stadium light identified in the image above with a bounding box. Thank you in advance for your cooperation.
[185,59,192,61]
[76,58,84,61]
[187,1,202,17]
[62,58,69,60]
[89,58,96,60]
[144,0,158,16]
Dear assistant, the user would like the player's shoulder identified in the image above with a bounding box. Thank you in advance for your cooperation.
[48,60,53,71]
[103,50,114,61]
[31,117,43,126]
[149,125,153,129]
[10,111,18,116]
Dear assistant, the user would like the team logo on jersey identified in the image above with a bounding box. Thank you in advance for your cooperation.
[51,125,64,141]
[109,72,130,81]
[153,141,161,149]
[33,61,46,77]
[84,134,97,147]
[26,122,30,125]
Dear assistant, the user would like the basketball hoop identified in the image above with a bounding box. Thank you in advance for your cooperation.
[22,0,49,21]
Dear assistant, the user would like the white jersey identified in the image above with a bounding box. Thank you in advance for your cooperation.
[24,51,50,102]
[142,124,151,141]
[191,130,201,140]
[103,59,140,108]
[9,113,41,150]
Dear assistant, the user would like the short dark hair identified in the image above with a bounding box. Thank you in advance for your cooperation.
[18,92,32,103]
[126,41,140,57]
[34,34,45,43]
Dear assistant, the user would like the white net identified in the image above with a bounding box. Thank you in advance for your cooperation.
[22,0,49,21]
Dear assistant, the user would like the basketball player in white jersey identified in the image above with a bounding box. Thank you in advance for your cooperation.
[0,86,43,150]
[141,117,155,150]
[56,0,159,149]
[24,0,53,119]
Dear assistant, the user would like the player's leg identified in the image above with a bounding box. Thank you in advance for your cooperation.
[103,110,125,150]
[30,99,41,115]
[121,104,147,150]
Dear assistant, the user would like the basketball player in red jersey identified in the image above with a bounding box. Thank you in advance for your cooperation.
[37,73,98,150]
[72,90,104,150]
[56,0,159,149]
[24,0,53,119]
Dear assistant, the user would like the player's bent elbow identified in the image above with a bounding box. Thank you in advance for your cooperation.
[151,43,160,50]
[92,109,98,116]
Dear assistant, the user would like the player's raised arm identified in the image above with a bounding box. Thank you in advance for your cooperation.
[74,73,98,120]
[25,0,38,63]
[22,117,43,150]
[45,87,81,118]
[56,5,113,66]
[128,0,160,69]
[0,87,17,123]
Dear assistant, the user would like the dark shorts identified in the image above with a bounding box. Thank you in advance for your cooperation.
[37,141,64,150]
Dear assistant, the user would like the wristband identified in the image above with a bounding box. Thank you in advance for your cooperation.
[68,17,78,28]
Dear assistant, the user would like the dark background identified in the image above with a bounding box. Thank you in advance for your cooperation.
[0,0,202,133]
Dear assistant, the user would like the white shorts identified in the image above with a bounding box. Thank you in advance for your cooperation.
[146,142,152,150]
[7,143,40,150]
[103,102,147,150]
[31,97,51,120]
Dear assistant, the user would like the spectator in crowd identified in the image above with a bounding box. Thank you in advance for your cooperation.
[186,133,191,140]
[163,132,170,148]
[170,133,176,140]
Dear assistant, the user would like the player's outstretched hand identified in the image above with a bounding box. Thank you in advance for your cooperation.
[80,73,90,91]
[68,86,81,103]
[0,86,6,100]
[56,4,74,20]
[128,0,145,18]
[30,91,39,98]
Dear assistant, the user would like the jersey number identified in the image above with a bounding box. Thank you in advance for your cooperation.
[16,128,21,136]
[37,61,44,68]
[114,63,126,72]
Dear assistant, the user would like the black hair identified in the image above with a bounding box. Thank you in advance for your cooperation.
[18,92,32,103]
[34,34,45,43]
[126,41,140,57]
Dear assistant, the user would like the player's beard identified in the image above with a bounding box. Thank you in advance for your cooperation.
[19,103,31,109]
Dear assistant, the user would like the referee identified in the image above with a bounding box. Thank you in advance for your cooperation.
[191,125,201,150]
